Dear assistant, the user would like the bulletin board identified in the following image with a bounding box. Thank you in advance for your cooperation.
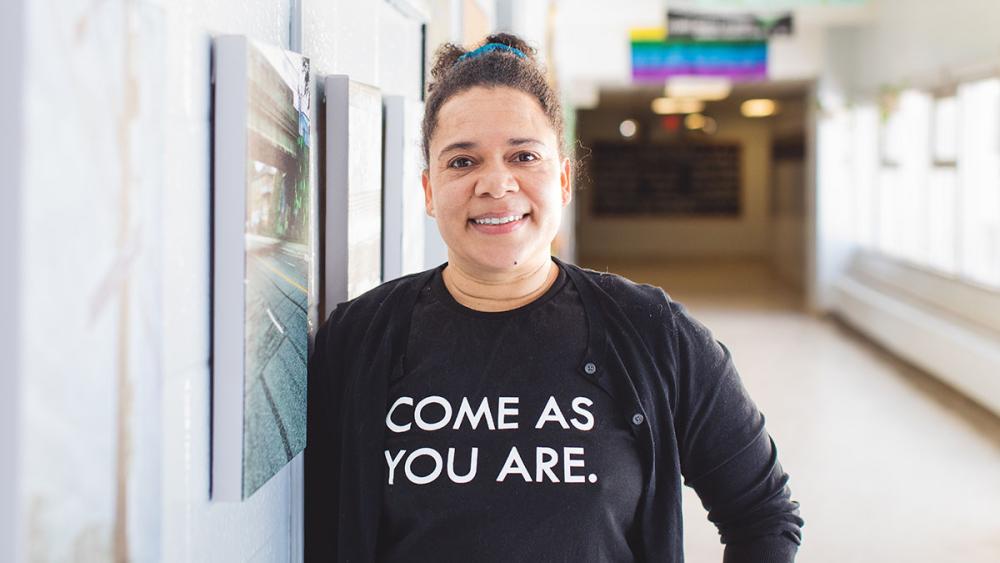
[589,141,742,216]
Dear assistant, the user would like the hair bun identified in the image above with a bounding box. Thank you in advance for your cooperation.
[481,33,536,62]
[428,43,468,88]
[427,34,538,94]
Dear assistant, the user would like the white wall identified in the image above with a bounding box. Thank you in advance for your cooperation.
[495,0,550,62]
[0,0,24,560]
[161,3,292,560]
[552,0,663,109]
[21,2,167,560]
[842,0,1000,95]
[772,159,807,289]
[11,0,430,561]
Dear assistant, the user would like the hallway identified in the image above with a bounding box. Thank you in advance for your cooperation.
[7,0,1000,559]
[583,258,1000,562]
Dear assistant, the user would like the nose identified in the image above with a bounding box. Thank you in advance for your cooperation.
[474,160,519,199]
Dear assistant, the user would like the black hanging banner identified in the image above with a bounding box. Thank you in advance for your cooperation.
[667,9,793,41]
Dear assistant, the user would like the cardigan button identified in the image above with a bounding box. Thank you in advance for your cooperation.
[583,362,597,375]
[631,413,645,426]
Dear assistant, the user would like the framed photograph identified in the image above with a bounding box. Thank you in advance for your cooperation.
[324,75,383,317]
[212,35,313,501]
[382,96,425,281]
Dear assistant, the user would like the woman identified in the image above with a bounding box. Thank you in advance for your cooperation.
[305,33,803,562]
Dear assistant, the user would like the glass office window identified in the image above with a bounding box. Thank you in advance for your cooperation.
[933,95,959,162]
[818,104,855,242]
[895,90,933,264]
[833,79,1000,292]
[878,90,932,263]
[957,78,1000,287]
[851,104,879,249]
[926,168,959,274]
[877,167,901,257]
[927,95,959,275]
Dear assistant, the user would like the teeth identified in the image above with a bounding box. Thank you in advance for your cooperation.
[474,214,523,225]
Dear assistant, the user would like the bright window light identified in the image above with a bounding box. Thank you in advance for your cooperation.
[895,90,933,264]
[877,167,901,257]
[817,105,854,243]
[927,168,958,274]
[836,78,1000,291]
[957,78,1000,287]
[933,96,959,162]
[850,104,879,248]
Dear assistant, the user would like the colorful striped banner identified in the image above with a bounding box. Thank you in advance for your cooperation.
[631,38,767,82]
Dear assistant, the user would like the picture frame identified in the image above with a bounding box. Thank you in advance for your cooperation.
[323,75,384,317]
[382,95,426,281]
[212,35,313,501]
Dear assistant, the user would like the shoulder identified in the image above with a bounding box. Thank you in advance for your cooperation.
[562,261,676,321]
[320,267,437,342]
[575,264,726,364]
[561,261,713,346]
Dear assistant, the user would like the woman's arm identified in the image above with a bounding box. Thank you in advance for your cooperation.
[668,300,804,562]
[304,307,343,561]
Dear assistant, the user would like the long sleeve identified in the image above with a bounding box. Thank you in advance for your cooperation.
[668,300,804,561]
[304,308,342,562]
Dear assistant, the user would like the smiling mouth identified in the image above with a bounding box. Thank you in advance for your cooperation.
[470,213,528,226]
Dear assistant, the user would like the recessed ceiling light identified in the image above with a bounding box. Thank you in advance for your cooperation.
[619,119,638,138]
[683,113,718,134]
[651,97,705,115]
[666,76,732,101]
[684,113,707,130]
[741,99,778,118]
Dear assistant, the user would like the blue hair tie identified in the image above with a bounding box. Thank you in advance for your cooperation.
[457,43,527,63]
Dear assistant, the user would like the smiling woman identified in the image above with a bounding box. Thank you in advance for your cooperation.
[305,33,804,563]
[423,86,571,310]
[419,37,572,311]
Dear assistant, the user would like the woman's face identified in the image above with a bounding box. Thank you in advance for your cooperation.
[423,86,571,276]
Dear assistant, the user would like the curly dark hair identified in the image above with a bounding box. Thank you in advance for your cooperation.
[421,32,564,166]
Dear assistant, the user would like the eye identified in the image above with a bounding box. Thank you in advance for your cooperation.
[448,156,474,169]
[514,152,539,163]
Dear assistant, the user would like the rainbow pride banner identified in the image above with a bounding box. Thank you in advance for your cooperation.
[630,28,767,82]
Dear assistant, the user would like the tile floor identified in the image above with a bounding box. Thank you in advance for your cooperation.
[581,257,1000,563]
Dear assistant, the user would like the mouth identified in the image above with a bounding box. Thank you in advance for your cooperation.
[469,212,529,226]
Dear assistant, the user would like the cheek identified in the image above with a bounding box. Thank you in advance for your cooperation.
[526,171,565,213]
[431,180,470,218]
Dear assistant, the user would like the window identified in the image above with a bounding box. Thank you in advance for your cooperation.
[837,77,1000,292]
[851,104,879,248]
[880,90,932,264]
[957,78,1000,287]
[927,95,959,274]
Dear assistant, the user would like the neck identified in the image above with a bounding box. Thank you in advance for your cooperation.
[442,254,558,312]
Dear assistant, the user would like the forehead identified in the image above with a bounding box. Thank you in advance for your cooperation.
[432,86,556,149]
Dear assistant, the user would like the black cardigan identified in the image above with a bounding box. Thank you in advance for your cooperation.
[305,258,804,562]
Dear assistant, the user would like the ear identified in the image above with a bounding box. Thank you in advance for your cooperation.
[559,157,572,207]
[421,169,435,217]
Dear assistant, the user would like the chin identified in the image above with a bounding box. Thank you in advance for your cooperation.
[476,253,528,272]
[457,245,541,274]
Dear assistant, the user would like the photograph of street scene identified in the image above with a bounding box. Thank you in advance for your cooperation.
[241,41,312,498]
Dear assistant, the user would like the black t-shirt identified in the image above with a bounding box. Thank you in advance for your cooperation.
[376,262,644,562]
